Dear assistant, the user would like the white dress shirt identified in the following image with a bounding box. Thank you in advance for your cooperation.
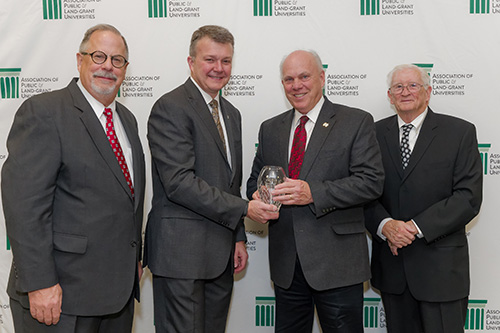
[377,108,429,240]
[76,79,134,185]
[288,96,325,160]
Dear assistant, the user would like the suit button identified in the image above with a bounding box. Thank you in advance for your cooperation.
[130,241,137,247]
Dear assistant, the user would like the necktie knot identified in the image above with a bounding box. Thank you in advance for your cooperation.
[104,107,112,119]
[300,115,309,126]
[209,99,218,111]
[402,123,413,135]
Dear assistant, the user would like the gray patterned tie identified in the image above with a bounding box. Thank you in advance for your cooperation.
[401,124,413,170]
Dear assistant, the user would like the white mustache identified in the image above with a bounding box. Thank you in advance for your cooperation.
[93,70,117,81]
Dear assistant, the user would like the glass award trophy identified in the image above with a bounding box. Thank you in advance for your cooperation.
[257,165,286,210]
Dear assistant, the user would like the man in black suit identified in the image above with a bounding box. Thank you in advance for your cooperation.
[365,64,483,333]
[2,24,145,332]
[145,25,278,332]
[247,50,384,332]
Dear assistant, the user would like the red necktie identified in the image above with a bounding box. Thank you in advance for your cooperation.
[104,108,134,198]
[288,116,308,179]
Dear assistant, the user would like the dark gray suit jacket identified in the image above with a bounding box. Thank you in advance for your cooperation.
[247,97,384,290]
[144,78,247,279]
[365,108,482,302]
[2,78,145,316]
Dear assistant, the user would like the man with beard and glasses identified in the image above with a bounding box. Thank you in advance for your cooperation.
[2,24,145,332]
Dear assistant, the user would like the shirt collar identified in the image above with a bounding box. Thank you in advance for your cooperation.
[190,77,220,106]
[397,107,428,131]
[292,96,324,126]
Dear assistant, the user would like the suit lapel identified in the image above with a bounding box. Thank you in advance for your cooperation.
[383,116,404,180]
[69,80,134,201]
[300,100,337,180]
[279,110,295,176]
[219,97,239,182]
[402,109,438,181]
[116,103,142,207]
[185,80,230,167]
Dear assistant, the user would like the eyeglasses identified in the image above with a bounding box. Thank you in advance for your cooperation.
[389,82,425,95]
[81,50,128,69]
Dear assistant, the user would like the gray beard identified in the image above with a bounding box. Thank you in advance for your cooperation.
[91,81,117,96]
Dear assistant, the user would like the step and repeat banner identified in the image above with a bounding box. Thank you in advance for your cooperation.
[1,0,500,332]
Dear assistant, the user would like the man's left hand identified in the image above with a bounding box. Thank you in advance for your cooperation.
[234,241,248,274]
[273,178,313,206]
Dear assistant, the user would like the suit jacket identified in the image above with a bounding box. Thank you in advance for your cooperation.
[365,108,482,302]
[1,78,145,316]
[144,78,247,279]
[247,97,384,291]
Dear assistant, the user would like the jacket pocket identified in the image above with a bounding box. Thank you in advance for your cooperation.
[331,220,366,235]
[53,232,88,254]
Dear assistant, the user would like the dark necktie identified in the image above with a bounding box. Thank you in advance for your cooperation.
[104,108,134,197]
[401,123,413,170]
[289,116,309,179]
[209,99,227,155]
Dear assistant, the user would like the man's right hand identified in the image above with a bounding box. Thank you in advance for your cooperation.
[247,193,279,224]
[382,219,417,249]
[28,283,63,325]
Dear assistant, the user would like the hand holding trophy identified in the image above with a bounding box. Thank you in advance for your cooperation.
[257,166,286,210]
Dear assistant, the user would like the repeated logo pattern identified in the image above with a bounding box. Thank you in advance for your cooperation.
[42,0,62,20]
[470,0,490,14]
[360,0,379,15]
[0,68,21,99]
[148,0,167,18]
[255,296,275,327]
[254,0,272,16]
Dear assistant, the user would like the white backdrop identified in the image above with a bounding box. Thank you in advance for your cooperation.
[1,0,500,332]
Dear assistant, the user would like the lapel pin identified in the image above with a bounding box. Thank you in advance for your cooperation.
[323,122,329,127]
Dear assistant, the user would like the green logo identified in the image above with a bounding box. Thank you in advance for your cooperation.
[149,0,167,18]
[0,68,21,99]
[363,298,381,328]
[470,0,490,14]
[413,63,434,76]
[254,0,272,16]
[479,143,491,175]
[466,299,487,330]
[6,236,10,251]
[322,64,328,95]
[42,0,62,20]
[255,296,275,327]
[361,0,380,16]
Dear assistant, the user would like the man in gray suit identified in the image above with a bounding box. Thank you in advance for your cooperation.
[365,64,482,332]
[2,24,145,332]
[145,25,278,332]
[247,50,384,332]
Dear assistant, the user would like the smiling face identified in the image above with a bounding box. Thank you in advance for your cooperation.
[77,30,128,106]
[388,67,432,121]
[187,36,233,98]
[281,50,325,115]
